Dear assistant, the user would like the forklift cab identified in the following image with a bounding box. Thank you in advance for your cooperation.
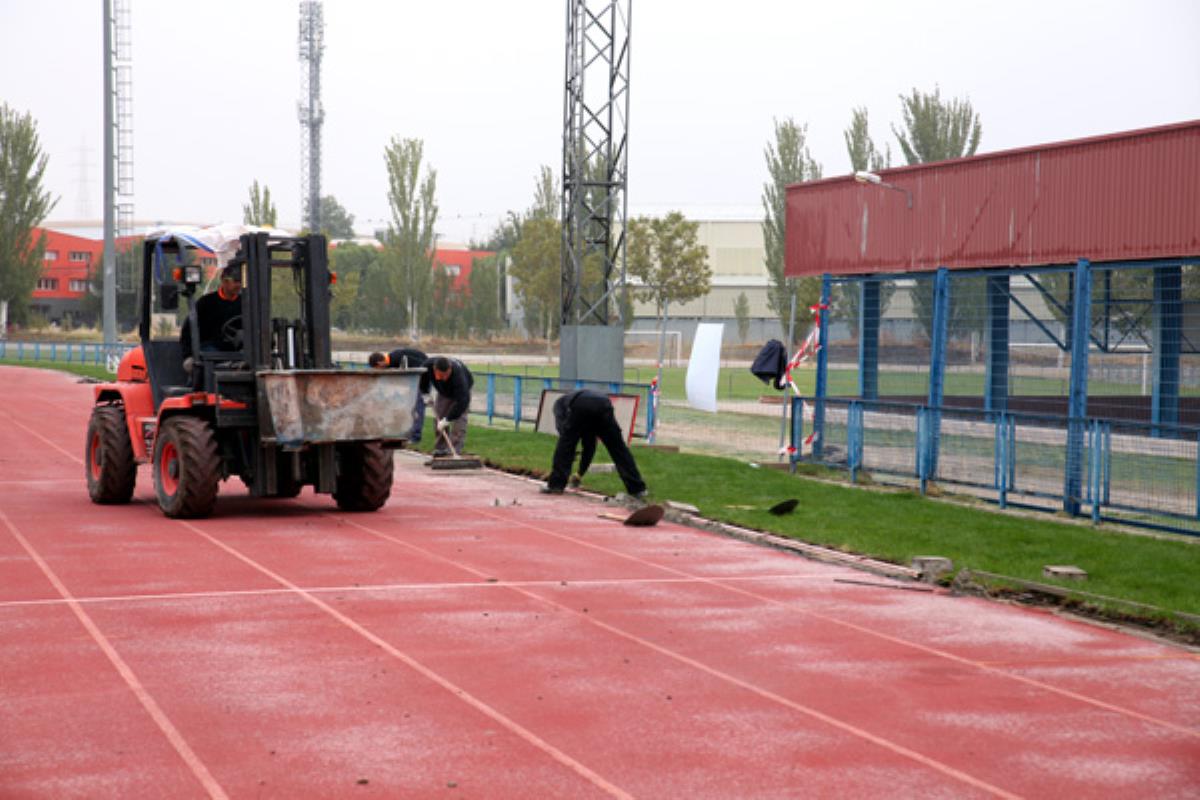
[140,228,333,412]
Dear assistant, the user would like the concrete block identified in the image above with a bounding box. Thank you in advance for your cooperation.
[1043,565,1088,581]
[911,556,954,582]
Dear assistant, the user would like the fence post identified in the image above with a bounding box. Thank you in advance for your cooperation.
[1063,258,1092,516]
[790,397,804,469]
[813,274,832,458]
[486,373,496,424]
[1088,420,1102,524]
[513,376,523,430]
[925,268,950,480]
[994,413,1008,509]
[915,406,926,493]
[848,401,863,482]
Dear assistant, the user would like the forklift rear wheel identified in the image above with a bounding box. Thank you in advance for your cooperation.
[153,416,221,518]
[333,442,393,512]
[85,405,136,504]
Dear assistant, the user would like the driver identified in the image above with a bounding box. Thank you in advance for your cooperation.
[181,259,243,373]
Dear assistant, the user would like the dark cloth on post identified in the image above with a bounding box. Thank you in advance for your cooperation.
[419,358,473,421]
[385,347,427,369]
[180,291,242,361]
[547,389,646,495]
[750,338,788,390]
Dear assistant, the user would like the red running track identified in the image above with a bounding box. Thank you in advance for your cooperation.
[1,366,1198,799]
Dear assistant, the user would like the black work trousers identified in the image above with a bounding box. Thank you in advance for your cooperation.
[548,394,646,495]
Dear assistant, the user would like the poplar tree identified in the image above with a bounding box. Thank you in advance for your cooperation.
[762,118,822,344]
[242,180,277,227]
[0,104,56,336]
[383,137,438,339]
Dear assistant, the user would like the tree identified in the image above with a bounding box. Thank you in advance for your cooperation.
[625,212,712,320]
[242,180,277,227]
[383,137,438,339]
[320,195,356,239]
[844,106,890,173]
[509,216,561,340]
[465,255,503,338]
[762,118,822,344]
[0,104,57,336]
[733,292,751,344]
[891,86,982,166]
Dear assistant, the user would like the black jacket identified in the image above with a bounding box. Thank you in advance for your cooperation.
[750,339,788,390]
[419,358,474,420]
[384,347,427,369]
[180,290,242,360]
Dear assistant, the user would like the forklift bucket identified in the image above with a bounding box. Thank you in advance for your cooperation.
[259,369,423,448]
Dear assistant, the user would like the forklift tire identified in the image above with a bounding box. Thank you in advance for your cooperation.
[85,405,137,504]
[333,442,393,512]
[153,416,221,518]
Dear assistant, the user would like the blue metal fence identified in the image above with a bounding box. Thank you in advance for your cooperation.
[479,373,654,437]
[0,340,135,367]
[792,396,1200,535]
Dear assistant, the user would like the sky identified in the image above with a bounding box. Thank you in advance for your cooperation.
[2,0,1198,245]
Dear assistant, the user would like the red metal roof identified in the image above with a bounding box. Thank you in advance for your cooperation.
[785,120,1200,277]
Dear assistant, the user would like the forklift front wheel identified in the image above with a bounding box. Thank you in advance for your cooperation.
[153,416,221,518]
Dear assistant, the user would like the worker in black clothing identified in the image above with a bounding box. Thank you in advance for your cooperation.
[180,261,243,375]
[419,356,473,456]
[369,346,428,443]
[541,389,647,499]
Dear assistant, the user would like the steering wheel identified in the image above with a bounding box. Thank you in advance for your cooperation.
[220,314,244,350]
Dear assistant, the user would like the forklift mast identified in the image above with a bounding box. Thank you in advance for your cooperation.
[241,232,333,371]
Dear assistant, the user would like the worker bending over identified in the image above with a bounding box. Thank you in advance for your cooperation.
[420,356,473,456]
[542,389,647,499]
[369,346,428,443]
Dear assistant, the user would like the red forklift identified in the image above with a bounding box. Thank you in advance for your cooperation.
[85,229,422,518]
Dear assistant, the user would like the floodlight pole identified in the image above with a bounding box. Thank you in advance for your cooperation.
[101,0,116,349]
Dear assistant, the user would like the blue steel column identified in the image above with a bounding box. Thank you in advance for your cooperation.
[858,279,880,400]
[812,275,832,459]
[1152,265,1182,430]
[925,268,950,480]
[1063,259,1092,516]
[985,274,1010,413]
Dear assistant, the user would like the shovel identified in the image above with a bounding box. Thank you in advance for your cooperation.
[597,504,665,527]
[429,424,483,471]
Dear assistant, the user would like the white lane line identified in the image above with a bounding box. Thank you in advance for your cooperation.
[178,519,634,800]
[335,514,1021,799]
[472,505,1200,740]
[0,573,829,610]
[0,509,228,800]
[0,409,85,466]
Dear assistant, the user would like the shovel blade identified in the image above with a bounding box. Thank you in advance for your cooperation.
[768,498,799,515]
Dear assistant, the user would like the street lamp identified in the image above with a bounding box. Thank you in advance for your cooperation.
[854,170,912,209]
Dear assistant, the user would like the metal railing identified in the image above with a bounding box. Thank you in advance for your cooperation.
[791,396,1200,535]
[0,340,135,369]
[477,373,655,438]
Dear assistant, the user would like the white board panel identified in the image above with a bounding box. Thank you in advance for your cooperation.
[535,390,640,442]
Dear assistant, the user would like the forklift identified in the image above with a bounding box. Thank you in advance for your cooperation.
[85,229,422,518]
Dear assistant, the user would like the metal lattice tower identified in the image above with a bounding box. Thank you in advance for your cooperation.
[560,0,631,327]
[102,0,134,344]
[298,1,325,234]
